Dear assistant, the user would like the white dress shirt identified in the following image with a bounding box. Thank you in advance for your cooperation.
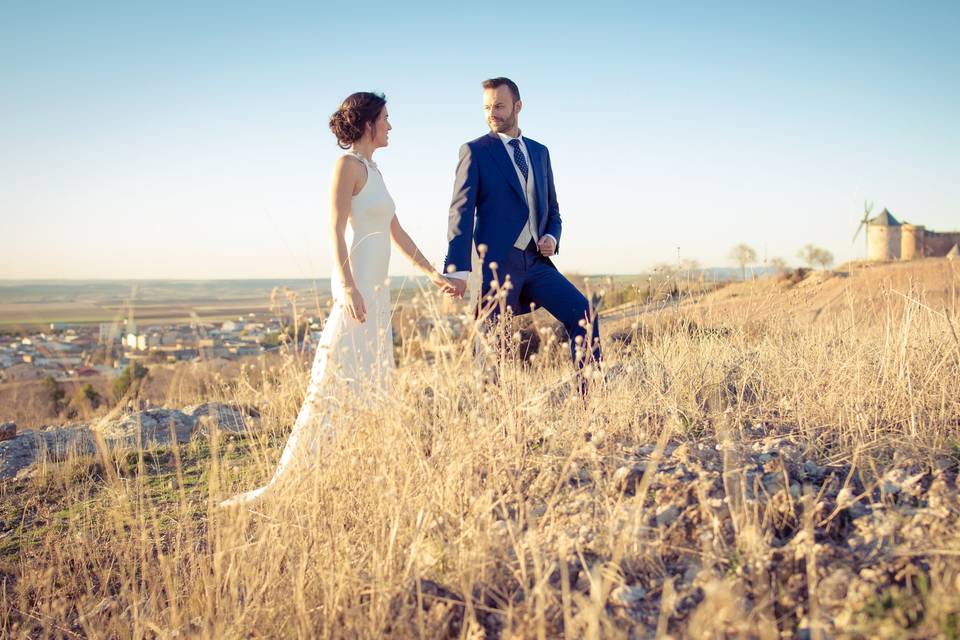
[448,131,556,281]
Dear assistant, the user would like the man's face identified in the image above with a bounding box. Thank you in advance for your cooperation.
[483,86,521,134]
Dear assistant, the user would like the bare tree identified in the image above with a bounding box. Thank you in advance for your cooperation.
[679,258,701,277]
[651,262,677,286]
[768,257,789,275]
[652,262,677,276]
[729,244,757,280]
[797,244,834,269]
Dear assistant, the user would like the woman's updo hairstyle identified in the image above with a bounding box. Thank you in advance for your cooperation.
[329,92,387,149]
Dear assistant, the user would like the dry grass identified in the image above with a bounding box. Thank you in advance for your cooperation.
[3,267,960,639]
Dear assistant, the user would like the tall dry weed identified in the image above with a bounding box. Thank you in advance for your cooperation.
[3,277,960,638]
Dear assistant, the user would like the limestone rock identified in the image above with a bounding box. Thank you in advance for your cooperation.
[609,584,647,608]
[656,504,681,527]
[0,425,95,479]
[185,402,261,436]
[92,409,196,447]
[0,433,40,479]
[611,463,647,496]
[1,402,260,480]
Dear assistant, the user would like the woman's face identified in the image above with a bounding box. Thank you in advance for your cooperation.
[371,107,391,148]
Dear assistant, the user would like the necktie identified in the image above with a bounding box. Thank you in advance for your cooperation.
[508,139,528,182]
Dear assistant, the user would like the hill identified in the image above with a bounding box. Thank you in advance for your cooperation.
[684,257,959,324]
[602,258,960,339]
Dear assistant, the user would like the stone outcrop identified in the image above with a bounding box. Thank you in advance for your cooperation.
[0,424,95,480]
[0,403,261,480]
[184,402,261,437]
[91,409,198,447]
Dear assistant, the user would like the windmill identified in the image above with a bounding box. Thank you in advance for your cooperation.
[852,200,873,259]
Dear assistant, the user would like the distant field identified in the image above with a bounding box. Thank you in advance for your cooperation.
[0,301,280,330]
[0,280,317,329]
[0,303,121,327]
[0,293,410,330]
[0,276,646,330]
[0,297,297,328]
[0,283,327,330]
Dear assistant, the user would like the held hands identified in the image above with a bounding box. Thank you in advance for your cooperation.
[343,287,366,323]
[446,276,466,299]
[538,235,557,257]
[430,272,466,299]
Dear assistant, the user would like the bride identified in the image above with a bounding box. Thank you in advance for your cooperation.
[220,92,454,507]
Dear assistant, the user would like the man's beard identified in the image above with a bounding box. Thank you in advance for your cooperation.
[489,111,516,133]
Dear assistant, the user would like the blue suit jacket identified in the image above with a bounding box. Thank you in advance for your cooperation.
[443,132,562,292]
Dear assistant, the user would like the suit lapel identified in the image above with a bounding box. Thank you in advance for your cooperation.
[484,133,526,204]
[525,142,547,231]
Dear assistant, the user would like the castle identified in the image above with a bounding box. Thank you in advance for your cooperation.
[867,209,960,261]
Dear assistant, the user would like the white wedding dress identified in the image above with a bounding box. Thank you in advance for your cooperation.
[220,152,395,507]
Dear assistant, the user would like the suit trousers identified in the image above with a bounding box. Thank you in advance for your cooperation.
[479,242,601,371]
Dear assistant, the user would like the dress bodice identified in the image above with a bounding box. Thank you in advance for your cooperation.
[347,152,395,240]
[332,152,395,300]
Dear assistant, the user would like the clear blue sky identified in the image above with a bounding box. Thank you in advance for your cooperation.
[1,1,958,279]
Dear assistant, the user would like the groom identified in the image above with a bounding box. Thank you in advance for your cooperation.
[443,77,601,385]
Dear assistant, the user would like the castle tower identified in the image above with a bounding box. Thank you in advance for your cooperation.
[867,208,901,261]
[900,223,925,261]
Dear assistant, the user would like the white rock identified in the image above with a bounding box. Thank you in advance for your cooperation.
[656,505,681,527]
[609,585,647,608]
[1,403,259,479]
[0,425,95,479]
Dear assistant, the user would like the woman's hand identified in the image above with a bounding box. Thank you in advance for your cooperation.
[343,287,366,323]
[429,271,458,296]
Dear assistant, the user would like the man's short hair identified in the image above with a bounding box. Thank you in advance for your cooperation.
[482,77,520,103]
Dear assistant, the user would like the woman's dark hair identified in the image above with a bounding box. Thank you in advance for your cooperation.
[329,92,387,149]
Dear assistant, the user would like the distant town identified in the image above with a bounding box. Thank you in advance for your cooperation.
[0,312,321,384]
[0,264,816,385]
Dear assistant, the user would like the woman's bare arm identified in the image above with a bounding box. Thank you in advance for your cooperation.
[330,156,368,321]
[390,215,451,290]
[330,156,364,288]
[390,215,434,274]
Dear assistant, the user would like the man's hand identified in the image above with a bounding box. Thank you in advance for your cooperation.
[538,235,557,257]
[444,276,467,299]
[429,271,457,296]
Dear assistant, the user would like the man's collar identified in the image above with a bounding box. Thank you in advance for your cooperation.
[496,130,523,144]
